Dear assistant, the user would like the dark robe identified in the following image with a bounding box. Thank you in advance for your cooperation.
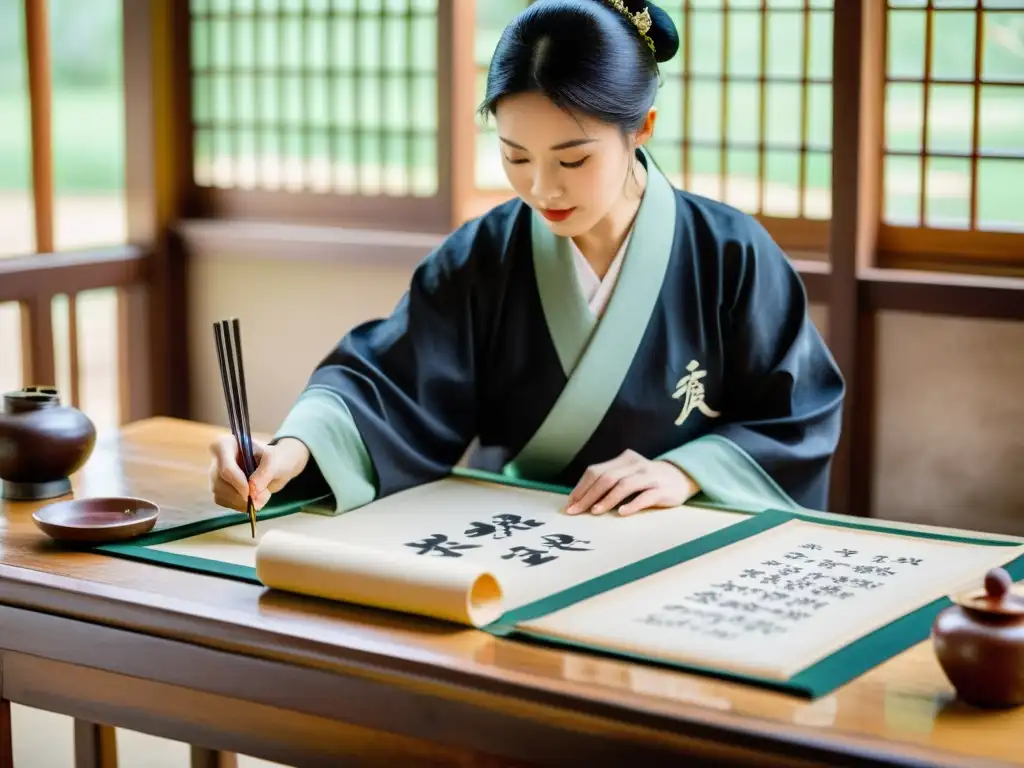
[274,149,845,514]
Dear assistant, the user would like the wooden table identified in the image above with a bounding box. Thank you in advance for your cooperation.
[0,418,1021,768]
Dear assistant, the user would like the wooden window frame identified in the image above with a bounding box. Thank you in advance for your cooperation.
[875,1,1024,274]
[180,1,458,235]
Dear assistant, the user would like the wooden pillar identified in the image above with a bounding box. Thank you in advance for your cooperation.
[827,0,885,517]
[442,0,476,228]
[120,0,192,422]
[22,0,56,389]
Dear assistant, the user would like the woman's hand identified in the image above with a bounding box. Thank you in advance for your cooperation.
[564,449,699,516]
[208,435,310,512]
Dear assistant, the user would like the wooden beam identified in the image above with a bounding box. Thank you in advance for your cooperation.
[861,268,1024,320]
[445,0,477,230]
[758,217,831,255]
[827,0,885,517]
[176,219,442,266]
[0,247,147,304]
[189,187,451,235]
[793,260,830,304]
[877,227,1024,265]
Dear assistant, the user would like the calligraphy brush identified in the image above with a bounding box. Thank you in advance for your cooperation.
[213,318,257,538]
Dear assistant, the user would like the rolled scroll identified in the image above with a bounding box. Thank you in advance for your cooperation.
[254,529,505,627]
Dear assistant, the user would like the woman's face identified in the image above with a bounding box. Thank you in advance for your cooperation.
[494,92,654,238]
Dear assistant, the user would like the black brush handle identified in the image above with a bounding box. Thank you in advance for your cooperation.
[231,318,256,478]
[214,321,250,478]
[213,323,239,453]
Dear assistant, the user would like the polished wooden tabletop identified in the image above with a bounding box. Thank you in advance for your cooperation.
[0,417,1021,767]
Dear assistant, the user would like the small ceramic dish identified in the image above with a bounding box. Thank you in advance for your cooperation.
[32,496,159,544]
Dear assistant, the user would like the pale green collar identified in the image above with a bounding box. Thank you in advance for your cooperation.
[509,148,678,478]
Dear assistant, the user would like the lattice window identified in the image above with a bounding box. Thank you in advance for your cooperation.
[658,0,834,227]
[189,0,439,198]
[883,0,1024,234]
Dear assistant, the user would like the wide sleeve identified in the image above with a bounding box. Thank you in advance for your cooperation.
[271,215,501,514]
[658,221,845,513]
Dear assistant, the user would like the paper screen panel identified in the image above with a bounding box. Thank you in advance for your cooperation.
[150,476,746,612]
[517,518,1024,681]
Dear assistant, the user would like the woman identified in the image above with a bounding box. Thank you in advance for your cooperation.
[210,0,845,518]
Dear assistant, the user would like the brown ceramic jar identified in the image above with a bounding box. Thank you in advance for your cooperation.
[932,567,1024,709]
[0,386,97,501]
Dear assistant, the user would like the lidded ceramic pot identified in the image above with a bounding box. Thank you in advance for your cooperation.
[932,567,1024,709]
[0,386,96,500]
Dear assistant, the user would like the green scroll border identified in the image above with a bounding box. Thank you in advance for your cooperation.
[487,506,1024,698]
[95,468,1024,699]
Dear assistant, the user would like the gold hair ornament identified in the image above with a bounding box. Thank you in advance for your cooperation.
[605,0,656,55]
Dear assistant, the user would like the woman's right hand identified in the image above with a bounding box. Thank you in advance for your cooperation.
[208,435,310,512]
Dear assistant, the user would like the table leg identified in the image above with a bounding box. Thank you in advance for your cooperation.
[73,721,118,768]
[190,747,238,768]
[0,699,12,768]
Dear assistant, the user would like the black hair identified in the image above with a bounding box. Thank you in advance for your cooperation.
[477,0,681,134]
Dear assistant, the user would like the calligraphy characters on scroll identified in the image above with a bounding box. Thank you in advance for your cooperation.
[636,542,927,640]
[403,534,481,558]
[403,514,593,567]
[465,513,545,540]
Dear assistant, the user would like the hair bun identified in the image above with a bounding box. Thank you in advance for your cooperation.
[644,3,680,63]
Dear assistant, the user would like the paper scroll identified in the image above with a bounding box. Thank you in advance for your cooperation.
[114,473,1024,696]
[515,518,1024,681]
[255,530,504,627]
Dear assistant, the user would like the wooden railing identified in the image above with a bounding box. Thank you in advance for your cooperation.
[0,247,149,427]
